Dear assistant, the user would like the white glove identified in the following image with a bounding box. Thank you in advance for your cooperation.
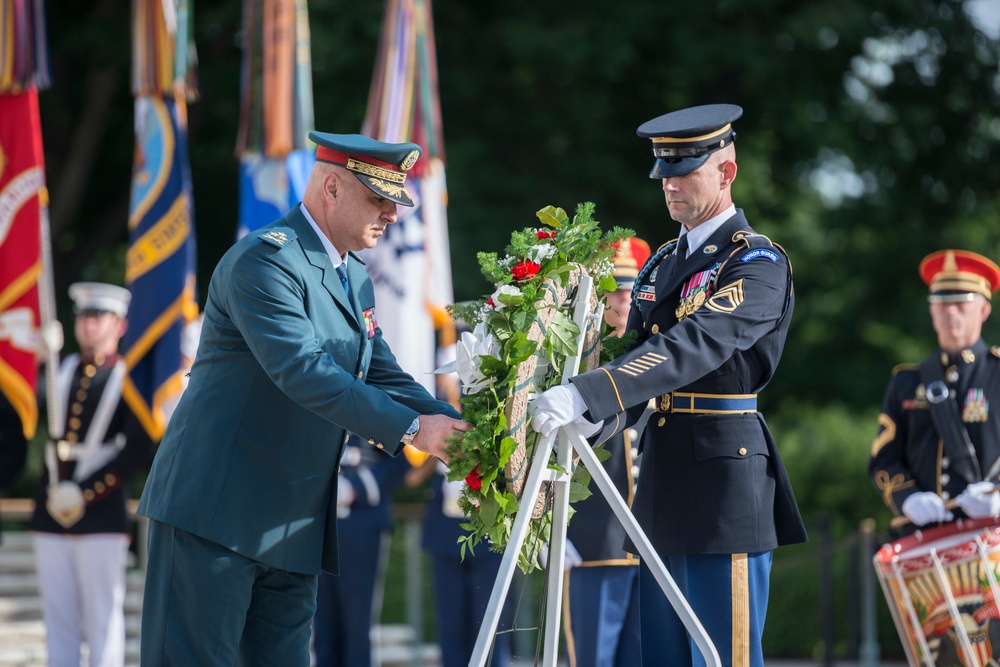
[574,416,603,439]
[39,321,64,357]
[529,384,588,437]
[956,481,1000,519]
[336,480,355,518]
[901,492,953,526]
[46,481,85,528]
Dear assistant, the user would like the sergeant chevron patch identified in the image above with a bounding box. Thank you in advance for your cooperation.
[616,352,668,377]
[704,279,745,313]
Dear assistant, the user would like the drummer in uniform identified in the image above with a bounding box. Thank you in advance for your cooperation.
[870,249,1000,535]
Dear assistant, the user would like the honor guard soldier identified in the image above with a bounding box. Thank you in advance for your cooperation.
[136,133,468,666]
[562,237,650,667]
[530,104,807,667]
[870,250,1000,534]
[28,282,154,667]
[312,433,410,667]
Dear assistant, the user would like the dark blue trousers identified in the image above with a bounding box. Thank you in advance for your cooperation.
[638,551,771,667]
[565,565,641,667]
[312,525,389,667]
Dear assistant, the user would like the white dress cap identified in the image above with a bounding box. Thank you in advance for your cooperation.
[68,282,131,317]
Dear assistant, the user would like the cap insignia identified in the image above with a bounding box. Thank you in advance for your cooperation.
[400,150,420,172]
[346,158,407,184]
[366,177,405,198]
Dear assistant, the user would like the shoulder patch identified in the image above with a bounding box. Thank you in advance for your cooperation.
[258,228,297,248]
[891,362,919,376]
[740,248,779,263]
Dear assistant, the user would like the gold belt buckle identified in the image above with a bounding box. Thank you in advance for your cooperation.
[659,393,672,412]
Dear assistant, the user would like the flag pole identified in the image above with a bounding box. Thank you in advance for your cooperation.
[37,192,62,486]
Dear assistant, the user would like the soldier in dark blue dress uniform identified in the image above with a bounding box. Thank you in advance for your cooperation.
[870,250,1000,534]
[562,237,650,667]
[312,433,410,667]
[530,104,807,667]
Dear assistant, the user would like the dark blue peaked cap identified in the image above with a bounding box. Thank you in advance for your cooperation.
[309,131,422,207]
[637,104,743,178]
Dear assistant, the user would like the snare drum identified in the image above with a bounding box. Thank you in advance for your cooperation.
[874,518,1000,667]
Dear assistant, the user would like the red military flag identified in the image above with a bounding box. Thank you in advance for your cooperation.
[0,89,47,438]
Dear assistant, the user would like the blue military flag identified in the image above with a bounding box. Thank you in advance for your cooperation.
[122,94,198,440]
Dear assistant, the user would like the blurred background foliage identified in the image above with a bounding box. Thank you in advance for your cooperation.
[20,0,1000,659]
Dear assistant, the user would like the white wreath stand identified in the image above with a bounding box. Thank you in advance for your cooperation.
[469,275,721,667]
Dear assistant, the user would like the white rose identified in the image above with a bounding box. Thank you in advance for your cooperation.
[454,323,499,395]
[489,284,522,311]
[527,243,557,263]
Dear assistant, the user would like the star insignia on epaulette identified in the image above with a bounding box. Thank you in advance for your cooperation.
[261,231,289,246]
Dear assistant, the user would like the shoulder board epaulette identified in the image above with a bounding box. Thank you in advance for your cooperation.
[347,250,367,266]
[891,362,919,376]
[992,346,1000,359]
[732,230,774,248]
[655,239,676,254]
[258,228,297,248]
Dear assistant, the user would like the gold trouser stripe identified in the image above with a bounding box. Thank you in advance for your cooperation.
[562,569,577,667]
[732,553,749,667]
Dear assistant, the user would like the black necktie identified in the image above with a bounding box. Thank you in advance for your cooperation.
[676,234,689,259]
[673,235,689,273]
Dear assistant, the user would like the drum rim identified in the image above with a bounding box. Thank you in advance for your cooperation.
[875,517,1000,567]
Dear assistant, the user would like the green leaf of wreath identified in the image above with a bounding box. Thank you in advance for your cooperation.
[547,310,581,357]
[536,205,569,229]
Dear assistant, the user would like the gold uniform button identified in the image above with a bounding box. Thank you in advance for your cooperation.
[76,389,87,401]
[94,481,106,493]
[657,417,666,427]
[344,435,350,444]
[651,324,660,334]
[65,433,79,442]
[105,473,117,485]
[71,403,84,416]
[69,417,82,430]
[368,438,375,445]
[738,447,747,456]
[358,371,364,379]
[80,377,91,389]
[376,443,384,449]
[83,490,95,501]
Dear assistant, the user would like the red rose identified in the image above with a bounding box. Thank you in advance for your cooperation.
[465,467,483,491]
[536,229,556,241]
[486,297,496,309]
[510,260,541,282]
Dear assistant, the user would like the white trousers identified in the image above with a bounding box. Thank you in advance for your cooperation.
[31,532,130,667]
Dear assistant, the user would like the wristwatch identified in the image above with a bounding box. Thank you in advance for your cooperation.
[401,417,420,446]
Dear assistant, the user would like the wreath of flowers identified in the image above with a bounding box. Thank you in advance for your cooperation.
[445,202,634,572]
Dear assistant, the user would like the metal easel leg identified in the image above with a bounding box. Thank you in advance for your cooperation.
[564,423,721,667]
[469,430,557,667]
